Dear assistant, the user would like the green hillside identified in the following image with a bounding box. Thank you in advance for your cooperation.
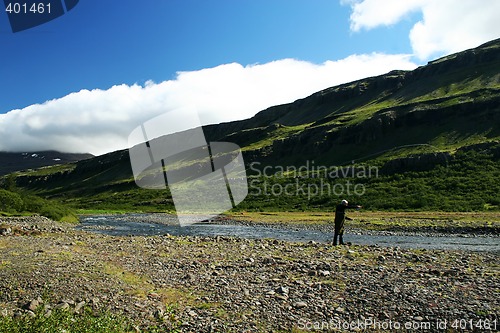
[203,38,500,166]
[1,39,499,215]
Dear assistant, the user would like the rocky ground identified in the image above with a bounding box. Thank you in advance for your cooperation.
[0,216,498,332]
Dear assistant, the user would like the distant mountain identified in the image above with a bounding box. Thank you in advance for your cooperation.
[6,38,500,212]
[0,151,94,176]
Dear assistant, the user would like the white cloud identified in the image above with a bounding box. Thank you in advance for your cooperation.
[344,0,500,60]
[0,54,416,155]
[344,0,426,31]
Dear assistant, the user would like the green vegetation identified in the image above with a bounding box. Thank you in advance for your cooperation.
[238,145,500,212]
[0,306,168,333]
[362,150,499,211]
[240,123,309,151]
[67,187,175,213]
[0,307,128,333]
[0,188,76,222]
[0,176,77,222]
[2,140,498,215]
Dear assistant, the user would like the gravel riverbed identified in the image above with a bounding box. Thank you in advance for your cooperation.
[0,216,498,332]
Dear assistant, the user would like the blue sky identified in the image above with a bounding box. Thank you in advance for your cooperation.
[1,0,499,154]
[0,0,414,112]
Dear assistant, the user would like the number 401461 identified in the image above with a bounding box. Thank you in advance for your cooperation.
[5,2,51,14]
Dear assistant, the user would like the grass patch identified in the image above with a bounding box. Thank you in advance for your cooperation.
[102,262,153,298]
[0,260,11,269]
[226,211,499,231]
[0,307,135,333]
[226,211,333,224]
[240,124,309,152]
[14,163,76,177]
[154,287,196,307]
[101,262,199,313]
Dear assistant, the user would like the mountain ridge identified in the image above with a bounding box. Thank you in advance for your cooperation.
[204,38,499,140]
[202,39,499,167]
[0,151,94,176]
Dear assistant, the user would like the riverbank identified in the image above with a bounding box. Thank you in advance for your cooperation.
[89,211,500,237]
[225,211,500,235]
[77,214,500,253]
[0,216,498,332]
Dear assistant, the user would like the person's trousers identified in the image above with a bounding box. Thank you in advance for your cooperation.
[333,220,344,245]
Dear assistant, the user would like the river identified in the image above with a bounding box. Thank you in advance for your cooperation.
[77,215,499,253]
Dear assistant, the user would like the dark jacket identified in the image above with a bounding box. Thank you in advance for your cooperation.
[334,204,357,233]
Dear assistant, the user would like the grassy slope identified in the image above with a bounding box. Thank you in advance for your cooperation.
[220,40,500,164]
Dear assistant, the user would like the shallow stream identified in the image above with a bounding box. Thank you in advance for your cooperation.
[77,215,499,253]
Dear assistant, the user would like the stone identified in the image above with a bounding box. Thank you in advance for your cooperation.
[183,273,194,280]
[293,302,308,309]
[275,286,289,294]
[74,301,86,313]
[263,257,276,265]
[25,297,42,311]
[54,302,70,310]
[0,227,12,236]
[319,270,331,276]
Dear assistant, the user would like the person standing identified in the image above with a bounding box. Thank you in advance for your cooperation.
[333,199,361,245]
